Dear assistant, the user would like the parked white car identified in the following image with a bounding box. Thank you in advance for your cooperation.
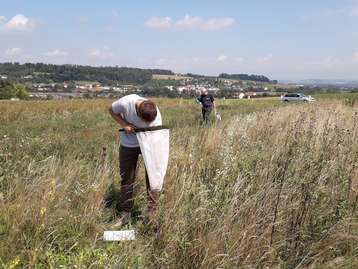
[281,93,315,102]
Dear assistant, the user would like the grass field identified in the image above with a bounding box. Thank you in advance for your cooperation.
[1,96,358,268]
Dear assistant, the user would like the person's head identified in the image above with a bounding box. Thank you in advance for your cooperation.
[201,88,208,96]
[138,100,157,123]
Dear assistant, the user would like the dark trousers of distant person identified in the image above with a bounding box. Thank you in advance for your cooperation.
[117,146,159,213]
[202,107,212,124]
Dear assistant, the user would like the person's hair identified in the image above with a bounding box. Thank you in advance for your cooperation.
[138,100,157,122]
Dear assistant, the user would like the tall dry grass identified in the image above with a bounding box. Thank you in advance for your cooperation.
[0,98,357,268]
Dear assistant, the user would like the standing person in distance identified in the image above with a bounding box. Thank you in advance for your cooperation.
[196,88,215,124]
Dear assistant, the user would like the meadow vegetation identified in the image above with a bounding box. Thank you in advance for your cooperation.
[0,96,357,268]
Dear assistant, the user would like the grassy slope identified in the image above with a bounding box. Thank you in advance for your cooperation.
[0,97,357,268]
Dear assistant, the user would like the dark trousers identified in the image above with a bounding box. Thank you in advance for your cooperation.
[202,107,212,123]
[118,146,159,213]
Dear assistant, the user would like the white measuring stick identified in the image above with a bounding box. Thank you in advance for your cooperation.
[103,230,135,241]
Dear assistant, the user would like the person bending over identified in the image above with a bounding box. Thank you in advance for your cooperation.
[109,94,162,227]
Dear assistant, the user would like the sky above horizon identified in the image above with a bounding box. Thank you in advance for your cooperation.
[1,0,358,80]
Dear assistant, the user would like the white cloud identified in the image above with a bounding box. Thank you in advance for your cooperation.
[256,54,273,64]
[2,14,35,31]
[175,15,235,31]
[5,47,22,56]
[23,54,34,60]
[144,17,172,29]
[216,55,228,62]
[89,48,113,60]
[144,14,235,32]
[43,49,68,57]
[353,52,358,63]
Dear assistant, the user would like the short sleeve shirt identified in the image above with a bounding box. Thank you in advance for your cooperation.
[112,94,162,148]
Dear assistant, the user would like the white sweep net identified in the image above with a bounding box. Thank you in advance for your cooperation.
[136,129,169,192]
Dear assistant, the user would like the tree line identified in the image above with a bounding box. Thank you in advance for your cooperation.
[0,63,173,85]
[0,63,279,85]
[219,73,277,83]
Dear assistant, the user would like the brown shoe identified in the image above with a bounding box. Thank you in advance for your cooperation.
[111,212,131,229]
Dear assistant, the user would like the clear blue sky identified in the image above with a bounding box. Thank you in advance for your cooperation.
[1,0,358,80]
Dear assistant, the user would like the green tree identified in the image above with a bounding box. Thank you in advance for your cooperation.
[0,84,16,99]
[14,83,29,99]
[0,82,28,99]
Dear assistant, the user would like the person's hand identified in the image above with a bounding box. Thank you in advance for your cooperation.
[123,124,135,134]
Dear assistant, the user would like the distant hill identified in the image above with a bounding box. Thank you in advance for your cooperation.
[0,62,173,85]
[219,73,277,84]
[0,62,279,86]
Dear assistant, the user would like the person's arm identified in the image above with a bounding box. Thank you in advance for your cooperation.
[108,107,135,133]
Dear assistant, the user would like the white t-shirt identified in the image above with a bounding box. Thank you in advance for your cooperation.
[112,94,162,148]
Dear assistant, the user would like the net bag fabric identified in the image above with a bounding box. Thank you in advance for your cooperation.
[136,129,169,192]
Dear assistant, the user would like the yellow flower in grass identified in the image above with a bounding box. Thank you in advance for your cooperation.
[51,178,56,189]
[40,207,47,216]
[7,257,20,269]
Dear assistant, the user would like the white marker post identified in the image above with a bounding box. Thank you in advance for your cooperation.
[103,230,135,241]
